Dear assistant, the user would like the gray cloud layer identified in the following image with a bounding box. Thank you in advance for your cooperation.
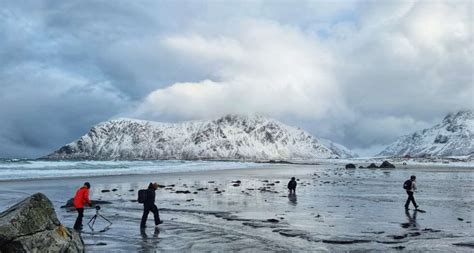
[0,0,472,158]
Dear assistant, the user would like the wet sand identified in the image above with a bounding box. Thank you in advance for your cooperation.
[0,163,473,252]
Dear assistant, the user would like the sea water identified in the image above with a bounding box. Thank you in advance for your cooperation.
[0,159,262,181]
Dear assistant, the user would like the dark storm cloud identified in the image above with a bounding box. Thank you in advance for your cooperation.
[0,0,472,157]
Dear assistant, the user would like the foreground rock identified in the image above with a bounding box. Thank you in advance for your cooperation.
[0,193,84,252]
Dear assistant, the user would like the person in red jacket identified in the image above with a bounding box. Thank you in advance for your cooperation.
[73,182,92,230]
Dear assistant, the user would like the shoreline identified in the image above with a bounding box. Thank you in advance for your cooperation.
[1,159,473,183]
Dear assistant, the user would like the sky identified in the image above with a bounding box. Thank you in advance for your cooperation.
[0,0,473,158]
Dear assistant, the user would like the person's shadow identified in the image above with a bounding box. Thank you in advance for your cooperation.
[401,209,418,230]
[288,193,297,205]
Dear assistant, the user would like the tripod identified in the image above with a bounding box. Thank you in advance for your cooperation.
[87,206,112,231]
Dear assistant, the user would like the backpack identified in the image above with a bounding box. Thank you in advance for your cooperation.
[137,189,148,204]
[403,180,412,190]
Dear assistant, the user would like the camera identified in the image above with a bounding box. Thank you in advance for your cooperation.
[95,205,101,211]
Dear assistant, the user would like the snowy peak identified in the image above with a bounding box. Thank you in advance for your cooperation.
[45,114,357,160]
[378,110,474,157]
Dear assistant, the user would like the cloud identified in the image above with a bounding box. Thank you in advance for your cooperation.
[132,20,349,123]
[0,63,129,157]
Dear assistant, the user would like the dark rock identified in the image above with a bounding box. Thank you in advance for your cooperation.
[111,189,118,192]
[379,161,395,168]
[232,184,240,187]
[453,241,474,248]
[101,189,110,193]
[345,163,356,169]
[208,181,215,183]
[60,198,112,209]
[96,242,107,246]
[358,166,365,168]
[175,190,191,194]
[129,189,134,192]
[231,180,241,184]
[322,237,371,244]
[367,163,378,168]
[0,193,84,252]
[457,217,464,221]
[266,219,279,223]
[387,234,407,240]
[392,246,405,250]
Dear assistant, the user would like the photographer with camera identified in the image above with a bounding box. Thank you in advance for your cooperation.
[73,182,92,230]
[140,182,162,229]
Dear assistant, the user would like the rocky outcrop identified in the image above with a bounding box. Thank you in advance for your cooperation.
[379,161,395,168]
[345,163,356,169]
[367,163,378,168]
[0,193,84,253]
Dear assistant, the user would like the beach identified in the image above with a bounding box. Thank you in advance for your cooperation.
[0,162,473,252]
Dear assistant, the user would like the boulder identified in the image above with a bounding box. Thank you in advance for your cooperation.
[345,163,356,169]
[0,193,84,252]
[367,163,378,168]
[379,161,395,168]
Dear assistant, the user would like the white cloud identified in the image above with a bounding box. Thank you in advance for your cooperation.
[133,20,349,121]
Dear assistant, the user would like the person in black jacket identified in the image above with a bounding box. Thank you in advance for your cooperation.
[140,182,162,228]
[288,177,297,194]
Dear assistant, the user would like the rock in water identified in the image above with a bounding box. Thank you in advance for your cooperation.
[379,161,395,168]
[0,193,84,252]
[345,163,356,169]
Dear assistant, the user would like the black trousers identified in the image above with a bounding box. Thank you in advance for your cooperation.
[405,191,418,208]
[141,204,160,227]
[74,208,84,229]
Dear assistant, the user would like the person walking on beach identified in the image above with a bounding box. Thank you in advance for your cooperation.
[404,175,419,210]
[140,182,162,229]
[73,182,92,230]
[288,177,297,194]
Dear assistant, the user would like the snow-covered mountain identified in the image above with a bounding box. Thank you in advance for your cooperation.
[378,110,474,157]
[45,115,353,160]
[45,115,357,160]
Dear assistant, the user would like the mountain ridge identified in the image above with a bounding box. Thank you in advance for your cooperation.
[45,114,357,160]
[377,110,474,157]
